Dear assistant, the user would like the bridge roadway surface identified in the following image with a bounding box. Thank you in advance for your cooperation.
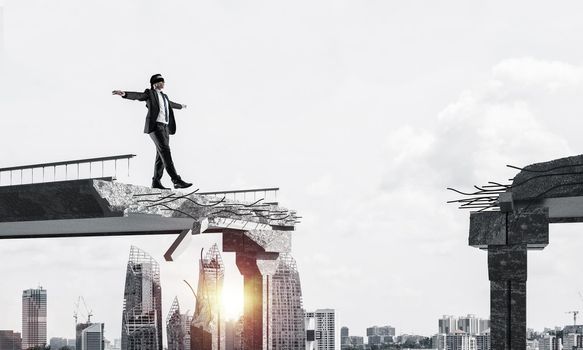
[0,178,297,258]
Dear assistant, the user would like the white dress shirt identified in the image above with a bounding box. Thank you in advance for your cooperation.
[154,89,169,124]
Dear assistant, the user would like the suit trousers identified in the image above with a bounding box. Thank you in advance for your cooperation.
[149,123,180,182]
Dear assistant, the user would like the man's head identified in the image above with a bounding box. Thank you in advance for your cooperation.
[150,74,165,90]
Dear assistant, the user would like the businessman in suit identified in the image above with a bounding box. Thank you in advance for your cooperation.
[112,74,193,189]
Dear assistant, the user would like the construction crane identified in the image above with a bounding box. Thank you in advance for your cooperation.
[566,311,579,326]
[73,296,93,324]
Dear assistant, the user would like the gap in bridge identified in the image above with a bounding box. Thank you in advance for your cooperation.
[528,223,583,331]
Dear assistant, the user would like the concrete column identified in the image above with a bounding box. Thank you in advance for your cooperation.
[488,244,527,350]
[236,254,264,350]
[470,209,548,350]
[224,229,280,350]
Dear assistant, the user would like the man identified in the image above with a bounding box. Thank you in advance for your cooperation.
[112,74,192,189]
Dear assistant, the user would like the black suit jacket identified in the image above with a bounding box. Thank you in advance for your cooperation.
[122,89,183,135]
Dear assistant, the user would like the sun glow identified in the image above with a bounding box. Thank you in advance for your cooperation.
[221,285,244,320]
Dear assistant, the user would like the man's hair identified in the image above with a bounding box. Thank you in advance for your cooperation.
[150,74,164,86]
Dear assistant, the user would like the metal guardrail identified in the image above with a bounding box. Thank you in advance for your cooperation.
[0,154,136,186]
[198,187,279,204]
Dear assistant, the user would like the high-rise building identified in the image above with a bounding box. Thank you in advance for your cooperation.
[77,323,92,350]
[475,332,490,350]
[439,316,457,335]
[225,318,243,350]
[340,327,349,349]
[182,314,192,350]
[81,323,104,350]
[539,334,561,350]
[22,287,47,349]
[457,315,479,335]
[562,333,583,349]
[306,313,317,350]
[340,327,348,338]
[305,309,335,350]
[269,253,305,350]
[166,297,191,350]
[438,315,489,336]
[191,244,224,350]
[432,333,446,350]
[445,330,476,350]
[478,320,490,335]
[0,330,22,350]
[121,246,163,350]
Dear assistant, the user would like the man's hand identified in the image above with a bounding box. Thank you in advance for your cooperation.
[182,104,187,109]
[112,90,125,97]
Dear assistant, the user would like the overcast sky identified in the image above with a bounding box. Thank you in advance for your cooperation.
[3,0,583,345]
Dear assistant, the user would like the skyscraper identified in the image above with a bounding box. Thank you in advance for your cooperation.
[121,246,162,350]
[167,297,191,350]
[305,309,335,350]
[191,244,224,350]
[81,323,104,350]
[438,315,457,335]
[269,253,305,350]
[22,287,47,349]
[0,330,22,350]
[77,323,92,350]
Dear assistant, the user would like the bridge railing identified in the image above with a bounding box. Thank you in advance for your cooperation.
[0,154,136,186]
[198,187,279,205]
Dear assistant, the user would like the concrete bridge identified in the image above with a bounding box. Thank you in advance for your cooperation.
[0,173,299,350]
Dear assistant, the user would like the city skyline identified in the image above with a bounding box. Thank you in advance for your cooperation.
[7,300,583,350]
[5,0,583,344]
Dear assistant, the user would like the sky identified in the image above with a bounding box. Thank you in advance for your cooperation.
[3,0,583,345]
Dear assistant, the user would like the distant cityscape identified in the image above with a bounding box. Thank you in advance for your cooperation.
[2,246,582,350]
[0,245,334,350]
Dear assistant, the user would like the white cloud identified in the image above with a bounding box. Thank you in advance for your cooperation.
[392,58,574,190]
[492,57,583,92]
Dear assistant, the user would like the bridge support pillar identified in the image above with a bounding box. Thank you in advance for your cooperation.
[470,209,549,350]
[236,254,264,350]
[489,245,527,349]
[224,230,279,350]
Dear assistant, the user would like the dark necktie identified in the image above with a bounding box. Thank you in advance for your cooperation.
[162,93,169,122]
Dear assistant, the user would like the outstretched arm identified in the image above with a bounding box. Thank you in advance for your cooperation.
[169,100,187,109]
[112,90,149,101]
